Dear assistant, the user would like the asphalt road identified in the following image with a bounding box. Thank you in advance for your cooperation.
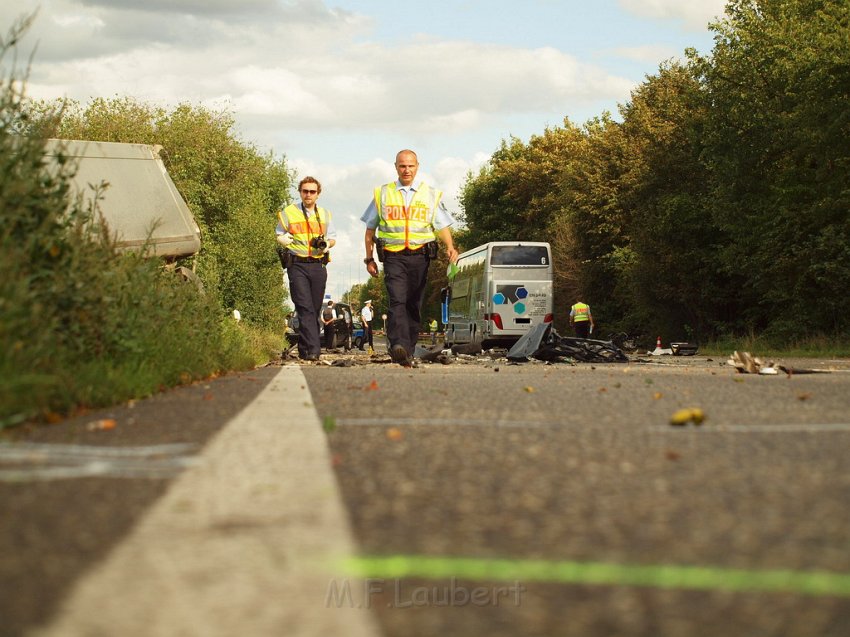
[2,350,850,636]
[0,370,277,637]
[305,352,850,636]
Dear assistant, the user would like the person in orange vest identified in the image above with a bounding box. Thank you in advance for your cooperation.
[360,149,458,366]
[275,176,336,361]
[569,301,594,338]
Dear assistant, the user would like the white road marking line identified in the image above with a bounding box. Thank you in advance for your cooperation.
[0,443,199,481]
[338,417,563,427]
[0,442,198,459]
[339,418,850,433]
[654,423,850,433]
[34,366,380,637]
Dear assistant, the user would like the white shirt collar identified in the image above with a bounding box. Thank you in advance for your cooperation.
[396,180,418,192]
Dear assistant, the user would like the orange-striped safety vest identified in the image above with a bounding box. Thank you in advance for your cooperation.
[278,204,330,259]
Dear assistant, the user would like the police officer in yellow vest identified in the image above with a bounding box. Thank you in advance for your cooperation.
[361,150,458,366]
[276,176,336,361]
[569,301,595,339]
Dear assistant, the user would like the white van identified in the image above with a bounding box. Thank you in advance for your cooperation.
[442,241,553,348]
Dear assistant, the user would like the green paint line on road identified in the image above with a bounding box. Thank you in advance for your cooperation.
[341,555,850,598]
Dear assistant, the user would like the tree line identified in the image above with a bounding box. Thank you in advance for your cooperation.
[455,0,849,345]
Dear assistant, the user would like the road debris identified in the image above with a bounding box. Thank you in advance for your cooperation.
[278,327,636,368]
[670,342,699,356]
[727,351,828,376]
[414,345,453,364]
[86,418,117,431]
[728,351,775,374]
[670,408,706,427]
[507,324,628,363]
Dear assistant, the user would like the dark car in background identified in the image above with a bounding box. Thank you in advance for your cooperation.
[329,303,354,350]
[352,318,366,350]
[284,302,354,356]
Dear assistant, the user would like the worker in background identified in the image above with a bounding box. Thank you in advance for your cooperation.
[360,299,374,353]
[429,318,439,345]
[361,149,458,367]
[275,176,336,361]
[569,301,594,338]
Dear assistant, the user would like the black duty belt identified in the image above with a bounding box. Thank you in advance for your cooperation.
[386,247,427,256]
[290,255,325,264]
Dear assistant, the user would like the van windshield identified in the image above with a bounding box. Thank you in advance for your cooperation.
[490,245,549,266]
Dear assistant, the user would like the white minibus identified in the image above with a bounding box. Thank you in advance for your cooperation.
[442,241,553,348]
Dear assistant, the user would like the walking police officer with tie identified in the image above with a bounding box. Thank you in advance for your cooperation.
[361,150,458,366]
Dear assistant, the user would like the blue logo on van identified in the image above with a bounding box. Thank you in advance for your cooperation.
[493,285,528,314]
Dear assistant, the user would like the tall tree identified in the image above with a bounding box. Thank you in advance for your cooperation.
[617,62,726,340]
[696,0,850,337]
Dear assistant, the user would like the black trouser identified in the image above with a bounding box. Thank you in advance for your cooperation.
[287,260,327,358]
[383,249,430,355]
[574,321,590,339]
[364,321,373,349]
[324,321,335,348]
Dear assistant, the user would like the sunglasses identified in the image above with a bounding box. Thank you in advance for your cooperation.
[301,189,318,194]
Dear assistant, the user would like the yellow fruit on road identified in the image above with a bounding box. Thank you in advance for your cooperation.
[670,408,706,427]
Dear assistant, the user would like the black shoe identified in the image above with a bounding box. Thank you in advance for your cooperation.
[390,344,412,367]
[301,354,319,361]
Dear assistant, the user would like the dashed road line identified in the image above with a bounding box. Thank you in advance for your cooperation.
[338,417,850,432]
[0,442,199,481]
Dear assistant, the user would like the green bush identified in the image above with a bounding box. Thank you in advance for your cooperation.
[0,14,284,427]
[42,97,293,331]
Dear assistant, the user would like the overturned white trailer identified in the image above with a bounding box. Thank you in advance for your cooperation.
[44,139,201,259]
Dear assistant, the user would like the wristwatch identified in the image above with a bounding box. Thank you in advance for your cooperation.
[363,257,375,264]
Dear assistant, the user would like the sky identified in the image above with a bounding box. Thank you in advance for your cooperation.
[4,0,727,303]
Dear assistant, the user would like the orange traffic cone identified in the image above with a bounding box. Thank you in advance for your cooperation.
[656,336,662,349]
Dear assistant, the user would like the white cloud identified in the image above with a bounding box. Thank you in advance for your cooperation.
[617,0,727,30]
[15,1,635,140]
[78,0,280,15]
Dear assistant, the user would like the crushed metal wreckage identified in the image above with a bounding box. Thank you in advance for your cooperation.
[506,323,628,363]
[276,324,630,367]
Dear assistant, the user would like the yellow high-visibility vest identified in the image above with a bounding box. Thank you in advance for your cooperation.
[374,182,441,252]
[572,302,590,322]
[278,204,330,259]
